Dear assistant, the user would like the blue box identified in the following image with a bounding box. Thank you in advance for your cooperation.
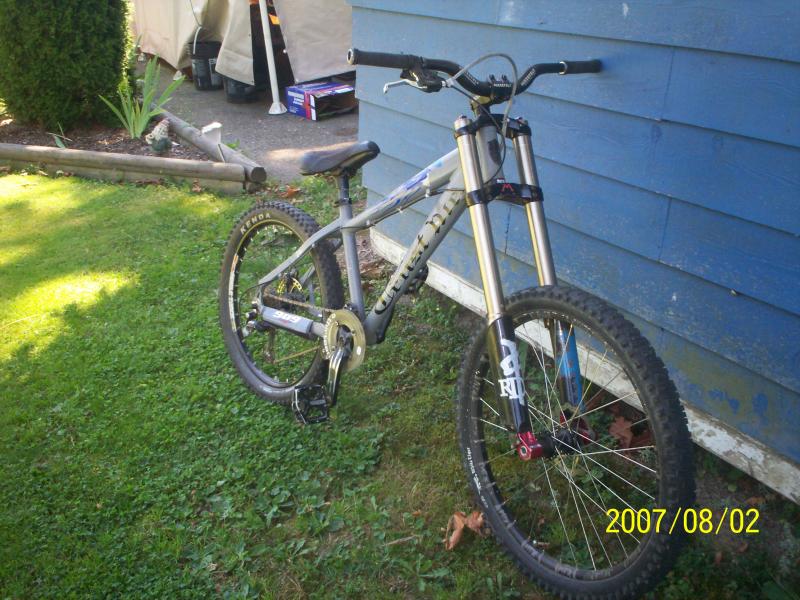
[285,81,356,120]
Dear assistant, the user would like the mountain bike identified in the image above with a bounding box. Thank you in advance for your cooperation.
[218,48,695,599]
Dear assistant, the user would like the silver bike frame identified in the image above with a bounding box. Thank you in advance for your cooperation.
[257,109,569,435]
[258,120,506,345]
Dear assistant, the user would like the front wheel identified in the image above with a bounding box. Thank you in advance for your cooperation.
[456,286,694,599]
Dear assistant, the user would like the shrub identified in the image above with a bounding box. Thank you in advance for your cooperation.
[0,0,129,130]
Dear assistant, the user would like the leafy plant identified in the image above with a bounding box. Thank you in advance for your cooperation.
[47,123,70,149]
[99,57,183,139]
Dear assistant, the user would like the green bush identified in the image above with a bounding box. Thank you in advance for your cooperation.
[0,0,129,129]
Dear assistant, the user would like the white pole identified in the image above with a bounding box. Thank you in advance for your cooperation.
[258,0,287,115]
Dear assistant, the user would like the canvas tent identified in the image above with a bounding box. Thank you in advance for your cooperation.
[132,0,352,85]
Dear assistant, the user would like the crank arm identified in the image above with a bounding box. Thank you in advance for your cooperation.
[326,346,348,407]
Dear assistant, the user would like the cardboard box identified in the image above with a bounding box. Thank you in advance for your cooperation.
[285,81,356,121]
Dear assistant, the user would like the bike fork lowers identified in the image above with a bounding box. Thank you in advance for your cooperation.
[455,116,583,460]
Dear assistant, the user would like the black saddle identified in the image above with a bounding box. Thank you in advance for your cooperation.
[299,141,380,176]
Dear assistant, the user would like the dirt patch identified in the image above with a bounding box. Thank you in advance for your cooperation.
[0,115,209,161]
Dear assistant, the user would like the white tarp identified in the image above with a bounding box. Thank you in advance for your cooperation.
[273,0,351,83]
[132,0,351,85]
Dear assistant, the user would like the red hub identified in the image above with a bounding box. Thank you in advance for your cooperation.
[516,431,544,460]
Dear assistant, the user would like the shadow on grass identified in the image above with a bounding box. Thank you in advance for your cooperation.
[0,175,385,598]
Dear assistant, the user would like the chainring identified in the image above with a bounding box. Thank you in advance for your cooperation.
[323,309,366,372]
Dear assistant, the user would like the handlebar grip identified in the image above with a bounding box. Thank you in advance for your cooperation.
[347,48,418,70]
[559,59,602,75]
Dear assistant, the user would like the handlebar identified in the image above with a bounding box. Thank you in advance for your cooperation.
[347,48,602,101]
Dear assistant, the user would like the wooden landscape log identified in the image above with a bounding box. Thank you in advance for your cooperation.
[0,143,246,193]
[157,108,267,183]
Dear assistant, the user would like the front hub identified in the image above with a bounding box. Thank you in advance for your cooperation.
[517,416,595,461]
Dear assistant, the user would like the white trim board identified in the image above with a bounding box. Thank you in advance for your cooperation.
[371,228,800,504]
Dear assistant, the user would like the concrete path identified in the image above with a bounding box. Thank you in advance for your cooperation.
[160,69,359,183]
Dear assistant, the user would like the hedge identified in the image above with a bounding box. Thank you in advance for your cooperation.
[0,0,129,130]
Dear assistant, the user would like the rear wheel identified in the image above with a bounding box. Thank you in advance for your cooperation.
[456,286,694,599]
[219,201,344,404]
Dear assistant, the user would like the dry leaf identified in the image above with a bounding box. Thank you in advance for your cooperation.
[464,511,487,536]
[278,185,302,198]
[745,496,765,506]
[737,541,749,554]
[444,511,467,550]
[713,551,723,566]
[609,416,635,449]
[135,178,164,187]
[191,181,202,193]
[444,510,487,550]
[629,427,653,448]
[412,510,422,517]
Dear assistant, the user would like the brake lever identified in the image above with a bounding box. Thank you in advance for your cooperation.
[382,79,427,94]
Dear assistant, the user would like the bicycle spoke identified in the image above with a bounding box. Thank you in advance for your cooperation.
[579,445,655,458]
[555,455,612,568]
[542,460,579,565]
[479,417,510,433]
[555,454,597,569]
[551,436,655,499]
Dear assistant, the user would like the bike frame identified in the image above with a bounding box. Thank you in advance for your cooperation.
[257,109,583,438]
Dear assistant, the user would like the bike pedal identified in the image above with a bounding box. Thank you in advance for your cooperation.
[292,384,330,425]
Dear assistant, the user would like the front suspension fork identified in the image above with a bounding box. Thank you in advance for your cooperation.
[455,115,583,458]
[513,123,584,414]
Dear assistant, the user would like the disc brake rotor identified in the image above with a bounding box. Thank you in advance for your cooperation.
[323,309,366,372]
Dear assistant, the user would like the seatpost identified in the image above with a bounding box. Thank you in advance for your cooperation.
[336,173,365,318]
[454,115,532,436]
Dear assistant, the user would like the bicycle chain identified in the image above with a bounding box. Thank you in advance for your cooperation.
[258,287,334,317]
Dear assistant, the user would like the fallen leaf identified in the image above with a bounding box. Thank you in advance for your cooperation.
[713,551,723,566]
[278,185,302,198]
[609,416,634,449]
[737,541,749,554]
[444,510,487,550]
[745,496,765,506]
[464,511,487,537]
[191,181,202,193]
[444,511,467,550]
[629,427,653,448]
[412,510,422,517]
[135,178,164,187]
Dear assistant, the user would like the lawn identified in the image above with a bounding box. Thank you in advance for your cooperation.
[0,173,798,599]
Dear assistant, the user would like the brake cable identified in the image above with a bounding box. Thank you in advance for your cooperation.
[442,52,519,137]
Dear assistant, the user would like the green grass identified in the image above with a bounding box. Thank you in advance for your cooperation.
[1,173,798,599]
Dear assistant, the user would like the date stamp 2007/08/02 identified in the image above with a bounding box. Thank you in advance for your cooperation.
[606,508,760,535]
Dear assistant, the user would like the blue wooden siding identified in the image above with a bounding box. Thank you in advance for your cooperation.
[350,1,800,465]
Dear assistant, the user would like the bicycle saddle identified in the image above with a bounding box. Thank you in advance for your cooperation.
[299,140,380,176]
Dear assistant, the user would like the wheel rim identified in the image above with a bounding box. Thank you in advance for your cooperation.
[229,220,325,388]
[471,306,662,578]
